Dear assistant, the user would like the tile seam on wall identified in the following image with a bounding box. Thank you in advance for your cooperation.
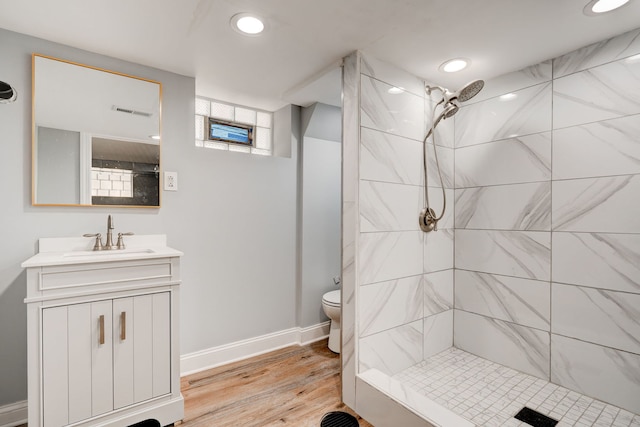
[454,227,551,232]
[550,331,640,357]
[361,74,426,100]
[453,269,549,283]
[360,177,454,191]
[359,272,425,287]
[423,267,456,274]
[552,31,640,78]
[359,312,443,339]
[454,267,550,279]
[551,171,640,183]
[553,230,640,236]
[360,178,422,188]
[454,180,551,191]
[454,308,551,334]
[461,79,554,108]
[551,111,640,132]
[551,280,640,296]
[454,130,552,150]
[453,104,457,350]
[360,229,452,235]
[360,125,424,143]
[552,52,640,81]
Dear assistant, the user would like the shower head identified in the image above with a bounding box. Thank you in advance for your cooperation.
[432,79,485,106]
[456,79,484,102]
[425,102,458,140]
[441,102,459,119]
[424,79,484,138]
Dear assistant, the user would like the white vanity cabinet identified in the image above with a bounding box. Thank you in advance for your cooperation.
[23,235,183,427]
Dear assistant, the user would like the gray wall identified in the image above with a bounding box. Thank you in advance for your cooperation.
[0,28,300,406]
[300,137,341,327]
[299,103,342,328]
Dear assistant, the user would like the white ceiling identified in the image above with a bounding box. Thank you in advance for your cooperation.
[1,0,639,111]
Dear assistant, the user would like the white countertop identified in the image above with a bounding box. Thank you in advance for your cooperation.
[22,234,183,268]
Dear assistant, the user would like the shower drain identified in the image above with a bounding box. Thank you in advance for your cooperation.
[514,407,559,427]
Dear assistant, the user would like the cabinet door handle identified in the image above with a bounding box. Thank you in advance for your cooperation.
[99,315,105,345]
[120,312,126,341]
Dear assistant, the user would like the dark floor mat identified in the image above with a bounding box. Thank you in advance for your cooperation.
[514,407,559,427]
[128,420,161,427]
[320,411,360,427]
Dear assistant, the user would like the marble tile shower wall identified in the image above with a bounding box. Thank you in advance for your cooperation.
[453,28,640,414]
[357,54,456,376]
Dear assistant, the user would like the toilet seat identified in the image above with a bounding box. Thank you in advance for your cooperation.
[322,290,340,307]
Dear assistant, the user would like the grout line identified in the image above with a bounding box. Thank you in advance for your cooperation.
[549,70,554,382]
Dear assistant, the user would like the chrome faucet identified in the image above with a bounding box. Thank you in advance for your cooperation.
[83,215,134,251]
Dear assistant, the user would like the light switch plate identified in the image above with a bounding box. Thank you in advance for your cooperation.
[164,171,178,191]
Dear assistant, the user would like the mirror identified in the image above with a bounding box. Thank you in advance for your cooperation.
[32,54,161,207]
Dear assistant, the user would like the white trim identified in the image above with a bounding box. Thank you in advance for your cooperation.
[0,400,27,427]
[180,321,330,376]
[299,321,331,345]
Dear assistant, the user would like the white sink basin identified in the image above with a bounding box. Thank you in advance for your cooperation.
[63,248,156,258]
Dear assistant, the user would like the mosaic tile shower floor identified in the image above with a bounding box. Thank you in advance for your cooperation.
[392,348,640,427]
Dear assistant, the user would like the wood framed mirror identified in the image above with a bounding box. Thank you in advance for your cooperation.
[32,54,161,207]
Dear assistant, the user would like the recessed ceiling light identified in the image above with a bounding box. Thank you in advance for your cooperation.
[584,0,630,15]
[230,13,266,35]
[439,58,469,73]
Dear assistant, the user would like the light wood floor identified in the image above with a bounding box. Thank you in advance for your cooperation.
[179,339,372,427]
[18,339,372,427]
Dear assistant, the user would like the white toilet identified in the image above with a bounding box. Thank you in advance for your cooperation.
[322,290,341,353]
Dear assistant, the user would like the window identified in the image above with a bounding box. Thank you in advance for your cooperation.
[195,97,273,156]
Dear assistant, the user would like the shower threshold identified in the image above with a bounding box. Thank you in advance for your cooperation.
[389,348,640,427]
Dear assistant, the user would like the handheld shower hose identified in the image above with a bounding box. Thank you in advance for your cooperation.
[420,80,484,232]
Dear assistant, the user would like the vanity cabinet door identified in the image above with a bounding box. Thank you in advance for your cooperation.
[113,292,171,409]
[91,300,114,416]
[113,297,134,409]
[42,306,69,427]
[42,301,113,427]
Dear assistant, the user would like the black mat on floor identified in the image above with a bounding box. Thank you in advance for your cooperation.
[320,411,359,427]
[514,407,559,427]
[127,420,161,427]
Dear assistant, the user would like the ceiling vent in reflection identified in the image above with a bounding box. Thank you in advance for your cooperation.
[0,80,17,104]
[112,105,153,117]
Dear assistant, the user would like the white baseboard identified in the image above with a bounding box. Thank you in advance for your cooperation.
[0,400,27,427]
[180,321,330,376]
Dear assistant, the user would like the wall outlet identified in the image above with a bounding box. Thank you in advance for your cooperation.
[164,171,178,191]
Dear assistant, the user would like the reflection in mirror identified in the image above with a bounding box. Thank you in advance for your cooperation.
[32,54,161,207]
